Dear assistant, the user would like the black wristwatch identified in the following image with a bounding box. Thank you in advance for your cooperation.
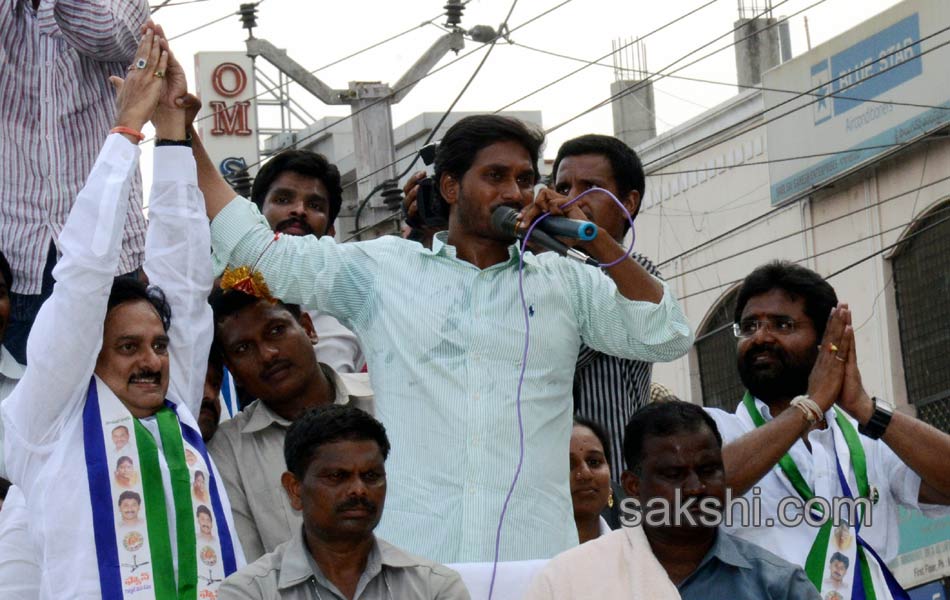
[858,396,894,440]
[155,132,192,147]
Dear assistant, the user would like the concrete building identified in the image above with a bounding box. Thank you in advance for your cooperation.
[626,0,949,589]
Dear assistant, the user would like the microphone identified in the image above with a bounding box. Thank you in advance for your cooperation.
[536,215,597,241]
[491,206,598,267]
[530,183,598,241]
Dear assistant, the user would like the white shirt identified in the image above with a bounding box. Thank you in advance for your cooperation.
[0,486,40,600]
[310,310,366,373]
[706,398,950,565]
[0,136,245,598]
[0,345,25,478]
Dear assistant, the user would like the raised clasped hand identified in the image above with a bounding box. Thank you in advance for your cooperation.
[806,303,851,415]
[110,27,168,133]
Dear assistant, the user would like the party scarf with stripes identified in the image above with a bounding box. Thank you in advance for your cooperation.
[83,376,238,599]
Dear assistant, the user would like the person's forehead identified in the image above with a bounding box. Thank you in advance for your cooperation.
[219,301,296,338]
[571,425,604,452]
[556,153,615,183]
[266,171,329,198]
[740,288,808,320]
[309,439,384,470]
[103,300,165,338]
[642,428,720,463]
[470,140,533,170]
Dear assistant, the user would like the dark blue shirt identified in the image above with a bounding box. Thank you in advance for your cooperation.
[678,530,821,600]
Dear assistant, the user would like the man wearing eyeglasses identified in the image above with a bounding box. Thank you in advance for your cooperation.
[703,261,950,600]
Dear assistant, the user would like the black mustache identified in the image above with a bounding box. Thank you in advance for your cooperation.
[744,343,788,364]
[335,497,377,513]
[275,217,312,234]
[260,358,293,379]
[128,371,161,383]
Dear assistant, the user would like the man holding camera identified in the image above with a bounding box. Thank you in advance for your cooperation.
[195,114,692,563]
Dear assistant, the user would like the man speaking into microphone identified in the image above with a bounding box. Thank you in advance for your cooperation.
[196,114,693,564]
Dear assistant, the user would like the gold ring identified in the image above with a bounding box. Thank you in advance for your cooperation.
[153,70,165,78]
[829,343,839,353]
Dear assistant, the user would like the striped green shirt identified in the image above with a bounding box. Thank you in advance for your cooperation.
[210,197,694,563]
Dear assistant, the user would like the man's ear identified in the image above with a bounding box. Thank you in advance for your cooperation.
[621,470,641,498]
[297,311,319,345]
[281,471,303,511]
[325,223,336,237]
[624,190,641,221]
[439,173,459,207]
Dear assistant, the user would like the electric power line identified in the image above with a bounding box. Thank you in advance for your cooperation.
[510,40,950,115]
[665,171,950,281]
[691,204,950,342]
[638,23,950,171]
[351,0,526,236]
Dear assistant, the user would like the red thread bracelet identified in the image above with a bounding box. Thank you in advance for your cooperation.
[110,126,145,143]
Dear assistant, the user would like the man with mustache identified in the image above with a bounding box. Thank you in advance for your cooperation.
[208,287,374,562]
[705,261,950,599]
[219,404,470,599]
[525,400,818,599]
[250,150,364,373]
[0,28,245,597]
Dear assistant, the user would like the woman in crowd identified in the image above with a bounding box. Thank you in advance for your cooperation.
[570,416,615,544]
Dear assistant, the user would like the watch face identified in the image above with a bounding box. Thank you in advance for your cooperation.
[875,397,895,414]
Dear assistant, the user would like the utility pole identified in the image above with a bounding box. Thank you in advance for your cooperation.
[237,2,469,240]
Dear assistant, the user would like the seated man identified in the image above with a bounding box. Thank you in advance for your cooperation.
[250,149,364,373]
[525,401,819,599]
[0,29,244,597]
[219,404,470,599]
[208,287,374,561]
[707,261,950,598]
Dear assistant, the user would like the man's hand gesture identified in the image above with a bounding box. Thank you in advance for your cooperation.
[110,27,168,137]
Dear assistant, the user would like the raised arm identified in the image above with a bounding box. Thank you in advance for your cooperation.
[53,0,148,62]
[1,30,166,461]
[143,41,212,417]
[836,325,950,503]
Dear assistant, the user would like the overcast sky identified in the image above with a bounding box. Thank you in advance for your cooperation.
[140,0,903,194]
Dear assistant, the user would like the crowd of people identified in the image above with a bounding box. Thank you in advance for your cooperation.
[0,5,949,600]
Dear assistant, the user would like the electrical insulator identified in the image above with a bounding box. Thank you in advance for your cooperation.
[239,3,258,36]
[468,25,497,44]
[380,180,404,210]
[444,0,464,28]
[227,167,253,199]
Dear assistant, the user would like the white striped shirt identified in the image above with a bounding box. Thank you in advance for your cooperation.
[210,197,695,564]
[0,0,148,294]
[574,252,661,481]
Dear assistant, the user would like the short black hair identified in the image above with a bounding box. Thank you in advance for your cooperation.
[196,504,213,520]
[434,115,544,186]
[0,250,12,290]
[552,134,646,221]
[251,150,343,230]
[830,552,849,568]
[573,415,612,467]
[208,287,302,356]
[734,261,838,340]
[194,470,205,481]
[0,477,11,501]
[107,278,172,332]
[284,404,390,478]
[623,400,722,474]
[118,490,141,505]
[116,456,133,468]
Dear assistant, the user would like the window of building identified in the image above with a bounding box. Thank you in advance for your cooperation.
[696,289,745,412]
[892,201,950,433]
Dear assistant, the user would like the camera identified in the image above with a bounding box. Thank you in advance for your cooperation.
[408,142,449,228]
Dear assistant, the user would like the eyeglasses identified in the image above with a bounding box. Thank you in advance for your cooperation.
[732,317,799,339]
